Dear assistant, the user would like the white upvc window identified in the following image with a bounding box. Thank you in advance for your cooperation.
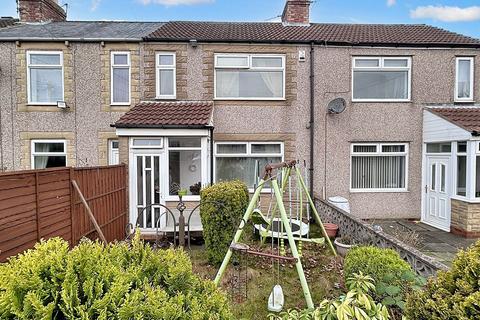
[214,54,286,100]
[31,139,67,169]
[111,52,131,105]
[27,51,64,105]
[156,52,176,99]
[352,57,411,102]
[476,142,480,198]
[167,137,202,196]
[456,141,468,197]
[108,139,119,165]
[455,57,474,102]
[214,141,284,190]
[350,143,409,192]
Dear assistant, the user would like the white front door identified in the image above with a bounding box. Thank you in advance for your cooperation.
[424,156,451,231]
[130,151,166,232]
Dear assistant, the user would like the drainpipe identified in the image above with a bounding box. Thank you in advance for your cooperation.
[309,42,315,198]
[209,126,214,185]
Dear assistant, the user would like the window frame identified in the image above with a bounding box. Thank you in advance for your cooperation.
[455,141,468,197]
[26,51,64,105]
[108,139,119,165]
[351,56,412,102]
[214,53,286,101]
[30,139,67,169]
[214,141,284,191]
[110,51,131,105]
[350,142,409,193]
[155,52,176,100]
[476,141,480,199]
[130,137,164,149]
[455,57,474,102]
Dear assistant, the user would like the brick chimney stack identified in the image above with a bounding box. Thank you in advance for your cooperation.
[18,0,67,23]
[281,0,311,26]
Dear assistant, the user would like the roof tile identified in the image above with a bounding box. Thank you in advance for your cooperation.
[429,107,480,134]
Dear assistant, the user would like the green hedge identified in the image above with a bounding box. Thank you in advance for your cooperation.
[405,240,480,320]
[200,180,249,266]
[0,234,232,319]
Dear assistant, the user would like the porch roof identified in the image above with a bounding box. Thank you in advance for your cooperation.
[114,100,213,129]
[427,107,480,135]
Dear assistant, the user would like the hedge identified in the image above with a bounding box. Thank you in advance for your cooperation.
[405,240,480,320]
[0,233,232,319]
[200,180,249,266]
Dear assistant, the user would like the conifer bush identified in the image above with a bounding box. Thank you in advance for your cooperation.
[0,233,232,319]
[200,180,249,266]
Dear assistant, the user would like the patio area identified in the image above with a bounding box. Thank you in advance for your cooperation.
[374,219,478,266]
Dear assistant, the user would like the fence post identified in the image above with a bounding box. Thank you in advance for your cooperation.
[69,167,76,246]
[34,172,40,241]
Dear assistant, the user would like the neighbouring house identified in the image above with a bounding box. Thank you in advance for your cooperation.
[0,0,479,237]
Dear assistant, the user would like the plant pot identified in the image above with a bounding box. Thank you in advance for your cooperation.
[323,223,339,238]
[334,238,353,257]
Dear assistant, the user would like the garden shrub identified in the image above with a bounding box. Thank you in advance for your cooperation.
[200,180,249,266]
[405,240,480,320]
[0,233,232,319]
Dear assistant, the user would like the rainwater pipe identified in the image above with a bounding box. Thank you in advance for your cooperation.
[308,42,315,198]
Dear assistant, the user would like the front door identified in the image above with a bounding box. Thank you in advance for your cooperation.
[131,151,166,232]
[424,156,451,231]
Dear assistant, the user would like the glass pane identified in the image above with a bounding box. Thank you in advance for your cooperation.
[158,54,174,66]
[136,156,143,205]
[353,71,408,100]
[113,54,128,65]
[158,69,174,96]
[34,142,64,153]
[476,156,480,198]
[30,68,63,103]
[169,150,202,196]
[382,145,405,153]
[111,140,119,149]
[440,164,446,193]
[29,53,60,65]
[216,70,283,98]
[353,145,377,153]
[355,59,380,67]
[251,57,283,68]
[426,143,451,153]
[217,144,247,154]
[457,59,471,98]
[133,139,162,147]
[457,141,467,153]
[384,59,408,67]
[33,156,66,169]
[251,144,281,154]
[216,156,282,188]
[457,155,467,196]
[216,56,248,67]
[351,156,406,189]
[112,68,129,103]
[169,137,201,148]
[145,168,152,227]
[154,157,160,204]
[431,164,436,191]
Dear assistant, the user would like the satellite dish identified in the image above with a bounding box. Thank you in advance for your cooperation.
[327,98,346,114]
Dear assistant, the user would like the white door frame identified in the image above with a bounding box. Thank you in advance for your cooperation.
[422,154,452,231]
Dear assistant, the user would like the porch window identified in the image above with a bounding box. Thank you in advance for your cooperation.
[455,57,474,102]
[168,137,202,196]
[426,142,451,153]
[351,143,408,191]
[31,140,67,169]
[352,57,411,101]
[215,142,283,189]
[156,52,176,99]
[214,54,285,100]
[111,52,130,104]
[456,141,467,196]
[476,142,480,198]
[27,51,64,104]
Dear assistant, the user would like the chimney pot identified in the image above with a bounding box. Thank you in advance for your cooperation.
[281,0,311,26]
[18,0,66,23]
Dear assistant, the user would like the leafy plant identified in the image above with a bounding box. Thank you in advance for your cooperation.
[200,180,249,265]
[270,272,390,320]
[405,240,480,320]
[0,232,232,319]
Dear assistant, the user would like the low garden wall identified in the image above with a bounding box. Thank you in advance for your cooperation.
[314,198,448,277]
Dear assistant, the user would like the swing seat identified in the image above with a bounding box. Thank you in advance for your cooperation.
[268,284,284,312]
[251,208,270,226]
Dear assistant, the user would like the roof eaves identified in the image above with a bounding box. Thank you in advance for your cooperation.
[112,123,211,129]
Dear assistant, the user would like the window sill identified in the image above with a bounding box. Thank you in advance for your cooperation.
[350,189,409,193]
[451,196,480,203]
[214,98,286,101]
[110,103,131,106]
[351,99,411,103]
[155,96,177,100]
[454,99,475,104]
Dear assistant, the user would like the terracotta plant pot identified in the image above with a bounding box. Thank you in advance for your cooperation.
[323,223,339,238]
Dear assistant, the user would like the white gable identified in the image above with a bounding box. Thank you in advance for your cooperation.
[423,110,471,142]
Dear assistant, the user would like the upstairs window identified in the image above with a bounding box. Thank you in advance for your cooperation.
[214,54,285,100]
[352,57,411,101]
[455,57,474,102]
[111,52,131,105]
[31,140,67,169]
[156,52,176,99]
[27,51,64,104]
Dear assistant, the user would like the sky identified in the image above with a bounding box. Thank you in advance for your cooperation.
[1,0,479,38]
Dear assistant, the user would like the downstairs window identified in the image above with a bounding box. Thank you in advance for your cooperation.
[31,140,67,169]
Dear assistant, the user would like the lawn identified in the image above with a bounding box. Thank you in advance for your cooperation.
[187,224,343,320]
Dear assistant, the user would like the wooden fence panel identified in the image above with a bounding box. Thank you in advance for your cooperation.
[0,165,128,261]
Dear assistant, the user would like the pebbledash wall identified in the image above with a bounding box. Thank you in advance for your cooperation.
[1,40,480,221]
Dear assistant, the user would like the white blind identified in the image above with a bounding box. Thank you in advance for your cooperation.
[351,155,406,189]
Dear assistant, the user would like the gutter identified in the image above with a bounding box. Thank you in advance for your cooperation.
[111,123,211,129]
[309,42,315,197]
[0,37,143,42]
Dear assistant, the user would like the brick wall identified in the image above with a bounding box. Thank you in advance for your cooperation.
[19,0,66,23]
[281,0,310,25]
[451,199,480,238]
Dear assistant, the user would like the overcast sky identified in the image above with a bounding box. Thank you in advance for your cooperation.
[1,0,479,38]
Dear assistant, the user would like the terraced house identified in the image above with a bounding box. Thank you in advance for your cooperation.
[1,0,480,237]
